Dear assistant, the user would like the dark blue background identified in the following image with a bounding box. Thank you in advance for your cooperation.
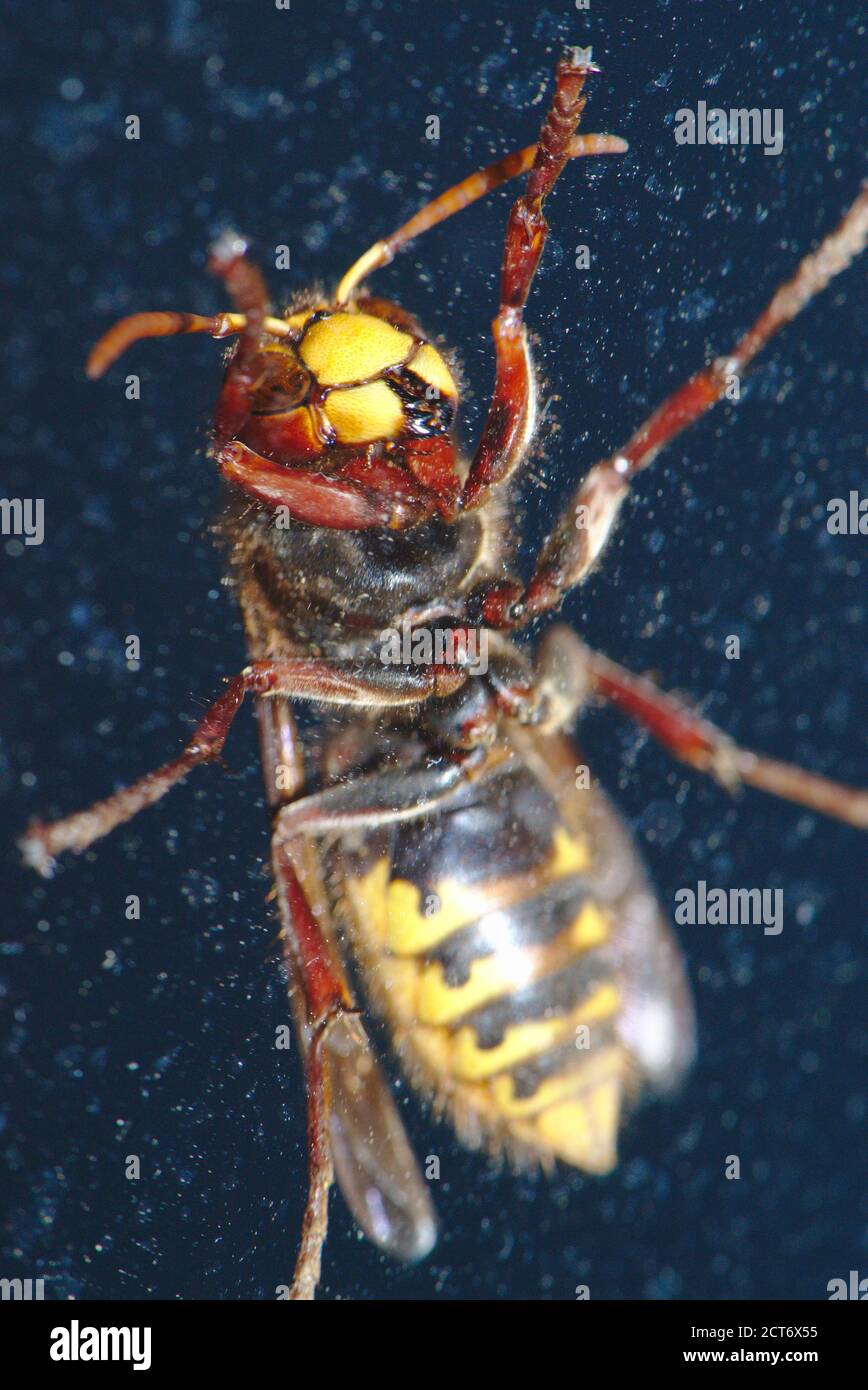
[2,0,865,1300]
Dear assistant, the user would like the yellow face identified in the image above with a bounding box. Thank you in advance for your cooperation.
[251,308,458,450]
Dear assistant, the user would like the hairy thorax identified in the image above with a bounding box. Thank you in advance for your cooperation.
[223,497,501,659]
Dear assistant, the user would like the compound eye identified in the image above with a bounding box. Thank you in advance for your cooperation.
[253,351,311,415]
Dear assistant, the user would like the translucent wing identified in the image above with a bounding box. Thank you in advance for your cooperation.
[325,1012,437,1262]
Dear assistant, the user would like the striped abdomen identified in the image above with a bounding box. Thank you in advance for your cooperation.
[343,728,695,1172]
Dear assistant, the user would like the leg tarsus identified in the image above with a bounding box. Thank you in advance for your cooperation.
[287,1011,336,1302]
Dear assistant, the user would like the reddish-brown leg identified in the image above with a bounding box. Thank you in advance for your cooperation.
[473,186,868,628]
[286,1010,335,1302]
[271,845,351,1301]
[19,658,465,874]
[462,47,600,511]
[335,128,625,304]
[588,647,868,828]
[256,698,343,1301]
[208,232,273,445]
[513,626,868,829]
[218,440,435,530]
[259,698,438,1293]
